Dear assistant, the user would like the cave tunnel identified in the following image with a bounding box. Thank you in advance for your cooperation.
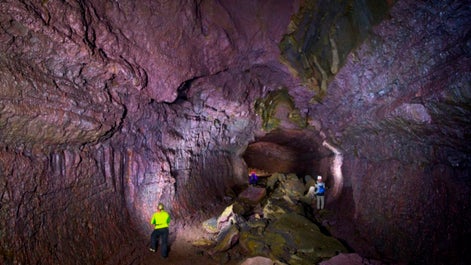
[244,129,325,177]
[242,127,347,201]
[1,1,470,265]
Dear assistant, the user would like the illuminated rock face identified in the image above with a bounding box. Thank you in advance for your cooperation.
[306,1,471,264]
[0,1,469,265]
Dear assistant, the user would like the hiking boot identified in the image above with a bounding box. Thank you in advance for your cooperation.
[149,248,155,252]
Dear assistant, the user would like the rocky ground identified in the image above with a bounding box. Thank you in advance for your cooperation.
[107,216,242,265]
[120,173,393,265]
[141,227,238,265]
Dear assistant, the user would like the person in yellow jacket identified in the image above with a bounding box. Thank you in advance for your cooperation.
[149,203,171,258]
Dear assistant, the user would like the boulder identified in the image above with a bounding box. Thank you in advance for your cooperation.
[211,225,240,254]
[263,195,305,220]
[217,204,237,231]
[239,229,285,257]
[262,198,287,220]
[319,253,388,265]
[202,217,219,234]
[266,213,348,264]
[238,186,267,205]
[240,212,348,264]
[304,175,317,193]
[240,256,285,265]
[279,173,305,199]
[191,238,215,248]
[266,173,283,191]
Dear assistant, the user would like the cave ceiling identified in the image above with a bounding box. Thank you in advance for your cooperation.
[0,0,397,152]
[0,0,469,199]
[1,0,470,215]
[0,0,302,150]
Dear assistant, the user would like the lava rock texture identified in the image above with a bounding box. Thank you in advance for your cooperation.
[0,0,470,265]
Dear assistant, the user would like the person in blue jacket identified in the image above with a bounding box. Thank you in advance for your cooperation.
[315,176,326,210]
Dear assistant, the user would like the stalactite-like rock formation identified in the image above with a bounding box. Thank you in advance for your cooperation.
[0,0,470,265]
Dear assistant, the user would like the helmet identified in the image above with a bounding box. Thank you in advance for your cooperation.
[158,203,164,210]
[317,175,322,180]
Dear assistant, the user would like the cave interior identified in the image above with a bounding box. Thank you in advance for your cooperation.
[0,0,470,265]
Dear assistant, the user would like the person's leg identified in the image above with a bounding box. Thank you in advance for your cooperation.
[160,228,169,258]
[150,230,158,251]
[320,195,325,209]
[316,195,321,209]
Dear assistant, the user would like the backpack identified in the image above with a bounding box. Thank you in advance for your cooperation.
[317,183,325,195]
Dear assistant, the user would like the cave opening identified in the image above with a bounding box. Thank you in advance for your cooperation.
[243,128,329,180]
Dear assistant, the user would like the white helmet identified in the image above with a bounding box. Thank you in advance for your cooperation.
[317,175,322,180]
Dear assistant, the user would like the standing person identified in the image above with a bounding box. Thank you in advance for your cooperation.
[315,176,326,210]
[149,203,171,258]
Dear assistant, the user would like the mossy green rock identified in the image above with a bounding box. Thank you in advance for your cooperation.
[263,199,287,220]
[266,213,348,264]
[279,173,305,199]
[239,213,347,264]
[239,229,286,257]
[255,89,307,131]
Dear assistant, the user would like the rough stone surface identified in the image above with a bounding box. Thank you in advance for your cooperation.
[233,173,348,265]
[237,186,267,206]
[202,217,219,234]
[210,224,239,254]
[0,0,470,265]
[266,213,347,264]
[319,253,390,265]
[304,1,471,264]
[240,256,280,265]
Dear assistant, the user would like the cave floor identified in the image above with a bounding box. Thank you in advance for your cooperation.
[132,207,355,265]
[115,183,361,265]
[118,222,241,265]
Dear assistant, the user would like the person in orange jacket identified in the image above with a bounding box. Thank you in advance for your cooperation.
[149,203,171,258]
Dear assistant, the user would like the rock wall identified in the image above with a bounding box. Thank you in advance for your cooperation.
[303,1,471,264]
[0,147,135,264]
[113,70,269,232]
[0,1,299,264]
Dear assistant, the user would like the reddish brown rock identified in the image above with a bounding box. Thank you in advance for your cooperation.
[238,186,267,206]
[320,253,394,265]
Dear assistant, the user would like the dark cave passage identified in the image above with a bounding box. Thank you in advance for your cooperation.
[243,129,325,177]
[242,128,344,200]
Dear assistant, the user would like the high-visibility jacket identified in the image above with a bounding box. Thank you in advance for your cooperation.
[150,210,171,229]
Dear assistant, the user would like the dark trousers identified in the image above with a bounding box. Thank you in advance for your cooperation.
[150,227,169,257]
